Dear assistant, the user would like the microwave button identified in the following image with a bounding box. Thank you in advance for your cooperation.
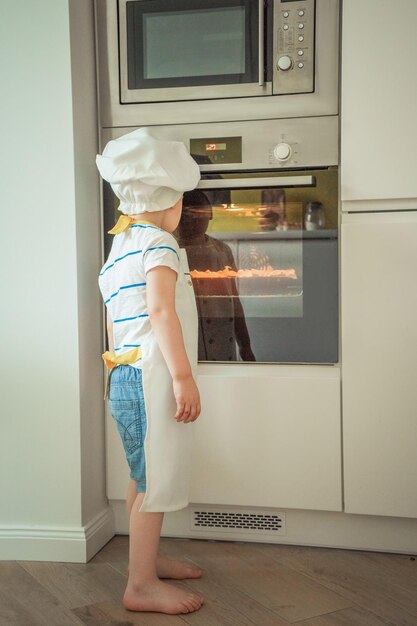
[283,24,289,31]
[298,23,304,29]
[298,10,305,17]
[273,143,292,161]
[283,11,289,17]
[298,35,304,42]
[298,62,304,69]
[297,50,304,56]
[277,55,293,71]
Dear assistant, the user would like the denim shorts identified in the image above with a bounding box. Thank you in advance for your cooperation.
[109,365,147,492]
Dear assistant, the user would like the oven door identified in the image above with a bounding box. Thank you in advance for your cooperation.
[119,0,272,103]
[178,169,338,364]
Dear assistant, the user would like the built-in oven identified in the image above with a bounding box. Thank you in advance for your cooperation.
[95,0,339,126]
[102,117,339,364]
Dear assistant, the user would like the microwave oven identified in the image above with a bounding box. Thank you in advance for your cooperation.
[95,0,339,127]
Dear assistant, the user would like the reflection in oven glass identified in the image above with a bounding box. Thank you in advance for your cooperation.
[178,190,255,362]
[177,189,304,363]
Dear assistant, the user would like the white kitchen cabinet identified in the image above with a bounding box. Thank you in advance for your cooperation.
[341,0,417,208]
[190,365,342,511]
[342,212,417,518]
[107,364,342,512]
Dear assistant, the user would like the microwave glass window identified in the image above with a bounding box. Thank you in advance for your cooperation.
[143,8,245,80]
[126,0,258,89]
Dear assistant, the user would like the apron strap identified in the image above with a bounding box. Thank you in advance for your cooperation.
[102,347,142,399]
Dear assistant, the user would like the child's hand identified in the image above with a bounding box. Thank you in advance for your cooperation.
[173,376,201,423]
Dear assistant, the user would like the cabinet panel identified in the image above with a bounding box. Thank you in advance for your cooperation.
[341,0,417,205]
[190,365,342,512]
[342,213,417,517]
[107,366,342,511]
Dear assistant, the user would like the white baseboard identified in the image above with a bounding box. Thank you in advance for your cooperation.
[111,500,417,556]
[0,506,115,563]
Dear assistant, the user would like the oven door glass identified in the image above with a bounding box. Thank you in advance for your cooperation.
[177,169,338,364]
[120,0,269,102]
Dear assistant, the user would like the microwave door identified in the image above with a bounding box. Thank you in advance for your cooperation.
[119,0,272,104]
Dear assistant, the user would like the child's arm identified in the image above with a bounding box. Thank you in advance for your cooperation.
[146,265,201,423]
[106,312,115,352]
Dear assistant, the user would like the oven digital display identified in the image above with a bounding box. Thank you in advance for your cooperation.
[190,136,242,164]
[206,143,227,151]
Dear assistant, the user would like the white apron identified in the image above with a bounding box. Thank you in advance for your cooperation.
[139,249,198,512]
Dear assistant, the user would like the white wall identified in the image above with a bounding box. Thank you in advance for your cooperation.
[68,0,108,528]
[0,0,112,561]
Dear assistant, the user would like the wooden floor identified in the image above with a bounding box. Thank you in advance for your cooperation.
[1,536,417,625]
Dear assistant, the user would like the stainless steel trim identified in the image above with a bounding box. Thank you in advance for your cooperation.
[122,82,272,103]
[258,0,265,86]
[97,0,339,126]
[119,1,128,102]
[198,176,315,189]
[101,117,339,170]
[273,0,315,95]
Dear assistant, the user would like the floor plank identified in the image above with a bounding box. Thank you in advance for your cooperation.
[172,575,289,626]
[0,587,57,626]
[251,542,417,625]
[89,535,129,565]
[0,562,85,626]
[20,561,127,609]
[296,605,396,625]
[72,600,186,625]
[158,539,353,623]
[2,536,417,626]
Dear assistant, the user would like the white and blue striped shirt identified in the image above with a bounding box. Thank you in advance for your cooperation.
[98,223,180,367]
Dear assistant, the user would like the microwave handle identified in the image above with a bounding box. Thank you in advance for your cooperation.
[198,176,316,189]
[258,0,265,86]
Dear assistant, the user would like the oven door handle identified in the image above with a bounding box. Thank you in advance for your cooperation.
[198,175,316,189]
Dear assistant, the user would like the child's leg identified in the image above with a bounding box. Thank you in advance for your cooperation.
[123,492,204,614]
[126,478,139,517]
[125,479,203,580]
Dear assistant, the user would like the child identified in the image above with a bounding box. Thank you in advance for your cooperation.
[96,128,204,614]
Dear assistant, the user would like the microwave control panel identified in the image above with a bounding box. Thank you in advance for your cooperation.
[274,0,315,95]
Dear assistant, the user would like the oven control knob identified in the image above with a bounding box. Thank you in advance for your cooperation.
[274,143,292,161]
[277,55,293,71]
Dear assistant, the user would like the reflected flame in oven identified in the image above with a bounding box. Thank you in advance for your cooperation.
[190,265,298,279]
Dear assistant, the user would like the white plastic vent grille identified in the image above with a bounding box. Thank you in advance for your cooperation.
[191,508,286,535]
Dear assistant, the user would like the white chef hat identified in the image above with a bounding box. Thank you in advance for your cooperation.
[96,127,201,215]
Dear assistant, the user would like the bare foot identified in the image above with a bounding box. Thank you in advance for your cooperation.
[157,555,203,579]
[123,578,204,614]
